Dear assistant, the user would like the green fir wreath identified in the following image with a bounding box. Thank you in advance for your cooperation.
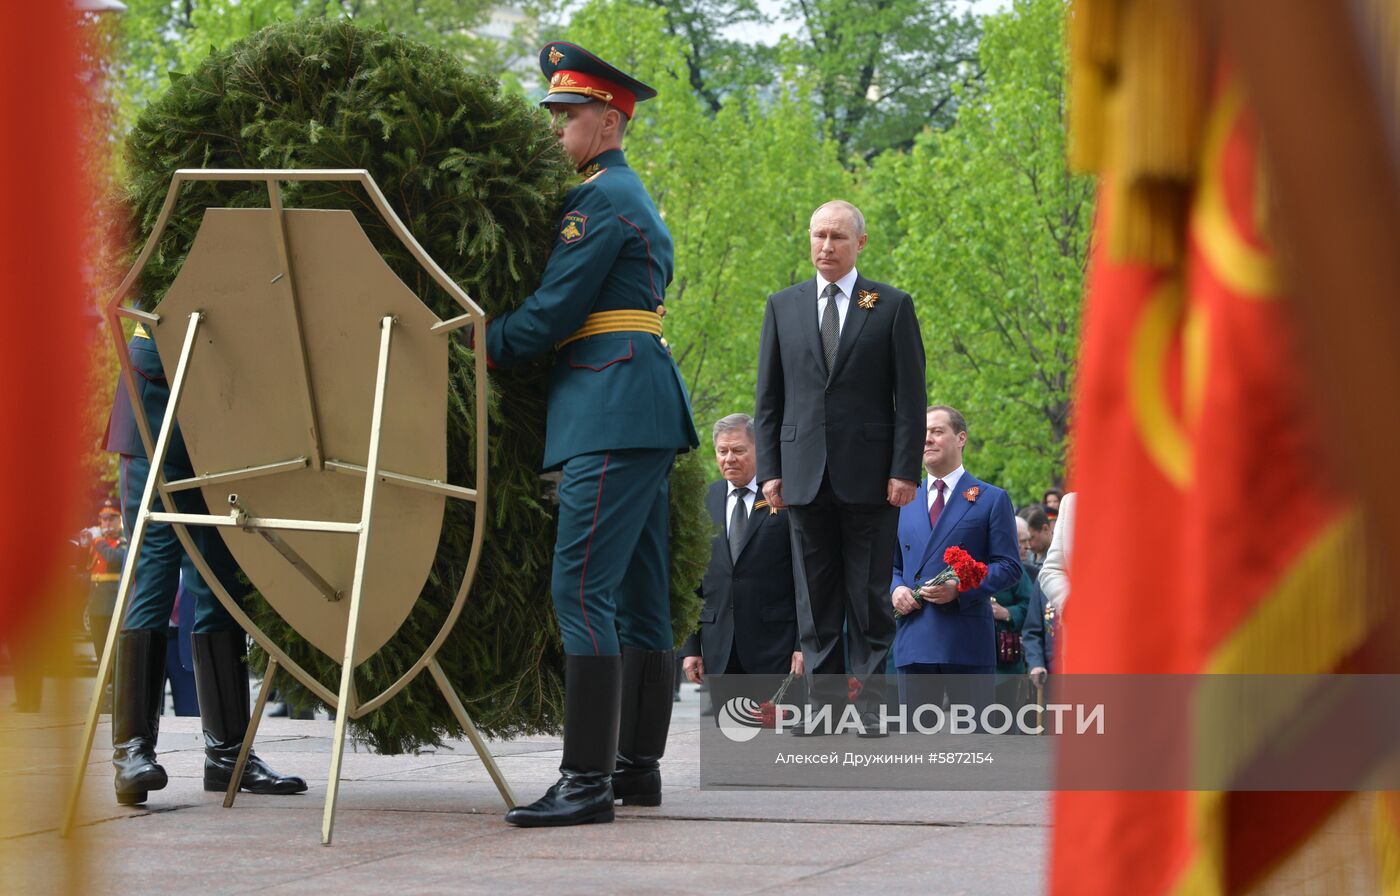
[123,18,709,753]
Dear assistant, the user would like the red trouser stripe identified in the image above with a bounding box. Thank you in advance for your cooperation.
[577,453,610,655]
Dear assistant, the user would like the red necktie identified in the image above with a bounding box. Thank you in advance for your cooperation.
[928,479,945,529]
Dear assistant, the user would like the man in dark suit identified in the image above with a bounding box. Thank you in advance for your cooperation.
[890,406,1021,720]
[754,200,926,733]
[681,414,803,705]
[1022,581,1056,696]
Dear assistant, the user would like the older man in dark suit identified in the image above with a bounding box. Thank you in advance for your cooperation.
[682,414,803,706]
[754,200,926,732]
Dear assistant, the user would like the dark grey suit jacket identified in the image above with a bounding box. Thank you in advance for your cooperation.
[681,480,800,674]
[754,274,926,505]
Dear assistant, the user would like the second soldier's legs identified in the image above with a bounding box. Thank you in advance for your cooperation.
[114,454,304,803]
[112,454,176,804]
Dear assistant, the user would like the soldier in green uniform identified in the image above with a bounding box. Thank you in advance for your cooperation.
[487,42,699,828]
[105,326,307,805]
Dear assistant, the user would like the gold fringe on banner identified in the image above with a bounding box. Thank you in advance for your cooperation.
[1067,45,1108,171]
[1118,0,1206,181]
[1067,0,1208,267]
[1067,0,1120,170]
[1109,172,1189,266]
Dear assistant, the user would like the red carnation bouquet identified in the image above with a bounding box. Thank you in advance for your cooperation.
[756,673,859,728]
[895,546,989,616]
[758,671,798,728]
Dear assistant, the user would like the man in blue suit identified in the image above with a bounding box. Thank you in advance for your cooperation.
[890,406,1021,722]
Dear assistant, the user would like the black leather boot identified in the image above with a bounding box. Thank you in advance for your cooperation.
[112,629,169,806]
[192,631,307,795]
[613,646,674,807]
[505,654,621,828]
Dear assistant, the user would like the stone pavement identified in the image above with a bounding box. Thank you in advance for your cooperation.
[1,681,1048,895]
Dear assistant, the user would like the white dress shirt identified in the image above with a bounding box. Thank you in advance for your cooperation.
[925,465,965,515]
[815,267,860,334]
[726,477,758,537]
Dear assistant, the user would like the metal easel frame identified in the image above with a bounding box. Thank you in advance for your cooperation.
[61,170,511,845]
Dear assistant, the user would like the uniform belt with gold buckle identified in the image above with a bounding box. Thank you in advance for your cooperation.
[556,309,663,349]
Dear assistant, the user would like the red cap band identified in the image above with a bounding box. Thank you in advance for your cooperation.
[546,69,637,118]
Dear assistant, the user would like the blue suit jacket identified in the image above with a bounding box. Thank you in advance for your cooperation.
[1021,572,1056,673]
[891,473,1021,668]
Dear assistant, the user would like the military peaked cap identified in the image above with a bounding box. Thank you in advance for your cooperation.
[538,41,657,119]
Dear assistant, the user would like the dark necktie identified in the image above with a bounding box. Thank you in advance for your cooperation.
[928,479,946,530]
[729,487,750,561]
[820,283,841,373]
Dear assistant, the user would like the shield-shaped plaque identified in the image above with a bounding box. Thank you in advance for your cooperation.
[63,171,505,847]
[151,206,447,664]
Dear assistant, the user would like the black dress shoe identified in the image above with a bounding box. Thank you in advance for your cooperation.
[506,655,621,828]
[856,711,889,738]
[192,632,307,796]
[505,773,615,828]
[789,722,830,737]
[204,753,308,795]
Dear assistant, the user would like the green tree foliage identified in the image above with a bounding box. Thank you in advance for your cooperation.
[122,18,707,751]
[537,0,980,160]
[780,0,981,159]
[109,0,500,137]
[875,0,1091,501]
[641,0,770,114]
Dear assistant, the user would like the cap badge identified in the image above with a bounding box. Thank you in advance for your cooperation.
[548,46,564,65]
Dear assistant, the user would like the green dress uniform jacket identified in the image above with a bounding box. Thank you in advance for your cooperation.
[485,148,698,467]
[485,148,697,656]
